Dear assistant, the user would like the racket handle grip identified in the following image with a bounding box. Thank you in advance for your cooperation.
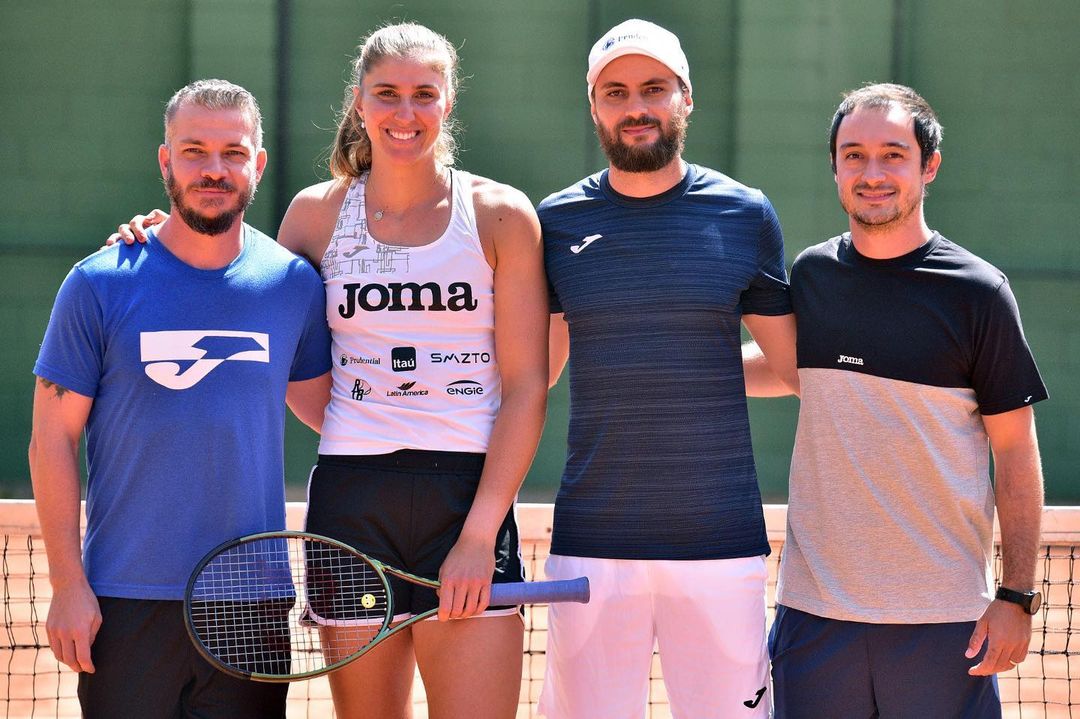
[490,577,590,605]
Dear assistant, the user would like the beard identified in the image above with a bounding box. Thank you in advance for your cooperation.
[164,166,256,236]
[842,184,925,233]
[596,104,689,173]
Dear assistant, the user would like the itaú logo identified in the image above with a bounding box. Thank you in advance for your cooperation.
[140,330,269,390]
[337,281,477,317]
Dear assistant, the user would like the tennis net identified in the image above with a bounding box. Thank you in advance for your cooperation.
[3,501,1078,718]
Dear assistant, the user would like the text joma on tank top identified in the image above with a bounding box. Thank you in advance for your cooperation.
[337,281,478,317]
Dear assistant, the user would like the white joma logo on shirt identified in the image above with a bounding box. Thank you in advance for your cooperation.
[570,234,602,254]
[837,354,864,366]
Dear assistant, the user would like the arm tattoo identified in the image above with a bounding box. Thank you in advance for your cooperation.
[39,378,71,399]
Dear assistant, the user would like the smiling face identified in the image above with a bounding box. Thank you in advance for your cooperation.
[355,53,453,167]
[833,103,940,233]
[159,103,266,236]
[590,54,690,173]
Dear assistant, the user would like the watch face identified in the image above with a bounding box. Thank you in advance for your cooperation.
[1029,591,1042,614]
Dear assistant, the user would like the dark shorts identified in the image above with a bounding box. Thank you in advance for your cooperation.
[769,604,1001,719]
[305,450,525,619]
[78,597,287,719]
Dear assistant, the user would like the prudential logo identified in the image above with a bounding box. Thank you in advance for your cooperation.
[140,330,269,390]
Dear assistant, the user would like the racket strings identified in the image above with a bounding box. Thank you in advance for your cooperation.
[189,536,390,677]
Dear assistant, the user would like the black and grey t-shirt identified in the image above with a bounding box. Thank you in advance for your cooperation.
[777,232,1047,623]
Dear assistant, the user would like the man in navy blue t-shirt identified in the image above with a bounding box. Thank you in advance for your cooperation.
[538,19,798,718]
[29,80,331,719]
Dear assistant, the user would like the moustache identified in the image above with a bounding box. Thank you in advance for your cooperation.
[616,116,662,132]
[189,179,237,192]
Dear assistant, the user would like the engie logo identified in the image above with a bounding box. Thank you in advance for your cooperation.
[392,347,417,372]
[140,330,269,390]
[446,380,484,396]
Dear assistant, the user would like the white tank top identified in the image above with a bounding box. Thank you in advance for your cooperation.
[318,170,500,455]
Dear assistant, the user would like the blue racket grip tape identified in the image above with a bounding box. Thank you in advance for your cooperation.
[490,577,590,605]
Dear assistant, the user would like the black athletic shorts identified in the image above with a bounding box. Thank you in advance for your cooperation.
[78,597,287,719]
[305,449,525,619]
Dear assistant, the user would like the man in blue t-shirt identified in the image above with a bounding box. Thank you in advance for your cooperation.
[538,20,798,719]
[29,80,331,719]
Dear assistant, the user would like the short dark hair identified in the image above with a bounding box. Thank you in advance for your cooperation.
[829,83,942,172]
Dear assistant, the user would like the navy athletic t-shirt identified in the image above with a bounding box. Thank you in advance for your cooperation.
[540,164,791,560]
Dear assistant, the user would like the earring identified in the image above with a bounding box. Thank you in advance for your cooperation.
[359,117,366,129]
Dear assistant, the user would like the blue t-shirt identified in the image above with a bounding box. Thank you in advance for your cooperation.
[540,164,791,560]
[34,226,331,600]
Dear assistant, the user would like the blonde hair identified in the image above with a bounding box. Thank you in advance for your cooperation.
[329,23,460,179]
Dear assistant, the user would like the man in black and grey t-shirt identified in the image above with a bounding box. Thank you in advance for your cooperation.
[768,83,1047,718]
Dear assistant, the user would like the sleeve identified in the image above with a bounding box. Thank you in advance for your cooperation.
[32,267,105,398]
[739,194,793,316]
[970,278,1048,415]
[288,267,333,382]
[538,210,563,314]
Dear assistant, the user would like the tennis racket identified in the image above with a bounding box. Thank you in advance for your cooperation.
[183,531,589,681]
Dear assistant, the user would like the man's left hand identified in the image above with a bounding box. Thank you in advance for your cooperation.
[966,599,1032,675]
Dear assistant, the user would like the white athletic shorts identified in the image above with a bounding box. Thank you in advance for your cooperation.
[538,554,770,719]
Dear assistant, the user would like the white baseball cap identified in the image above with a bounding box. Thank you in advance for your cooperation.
[586,19,692,101]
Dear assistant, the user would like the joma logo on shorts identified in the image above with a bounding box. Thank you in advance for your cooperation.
[837,354,864,366]
[338,281,477,317]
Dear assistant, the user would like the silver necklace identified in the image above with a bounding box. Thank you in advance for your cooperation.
[372,209,385,221]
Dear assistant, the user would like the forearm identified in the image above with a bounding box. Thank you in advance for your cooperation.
[286,372,332,433]
[460,382,547,542]
[995,445,1044,590]
[743,341,795,397]
[29,435,88,590]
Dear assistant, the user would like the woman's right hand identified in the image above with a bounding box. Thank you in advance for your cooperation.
[104,209,169,246]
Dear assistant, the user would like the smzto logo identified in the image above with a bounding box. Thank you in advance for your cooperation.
[392,346,417,372]
[350,379,372,401]
[140,330,269,390]
[431,351,491,365]
[446,380,484,396]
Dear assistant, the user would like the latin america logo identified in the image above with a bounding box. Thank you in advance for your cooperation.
[140,330,269,390]
[350,379,372,401]
[392,346,418,372]
[386,381,429,398]
[446,379,484,396]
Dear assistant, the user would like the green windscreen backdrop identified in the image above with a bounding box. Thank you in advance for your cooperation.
[2,1,1076,502]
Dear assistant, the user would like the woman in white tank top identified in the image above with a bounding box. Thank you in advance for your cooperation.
[276,23,548,719]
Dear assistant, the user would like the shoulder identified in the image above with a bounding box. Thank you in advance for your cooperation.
[466,172,541,239]
[537,172,602,218]
[793,235,844,270]
[243,226,323,288]
[279,179,350,261]
[926,234,1008,293]
[688,164,759,197]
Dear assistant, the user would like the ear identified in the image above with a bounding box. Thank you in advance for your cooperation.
[158,143,170,180]
[254,147,268,181]
[922,150,942,185]
[589,99,599,127]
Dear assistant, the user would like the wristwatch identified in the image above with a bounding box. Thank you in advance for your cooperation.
[995,586,1042,614]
